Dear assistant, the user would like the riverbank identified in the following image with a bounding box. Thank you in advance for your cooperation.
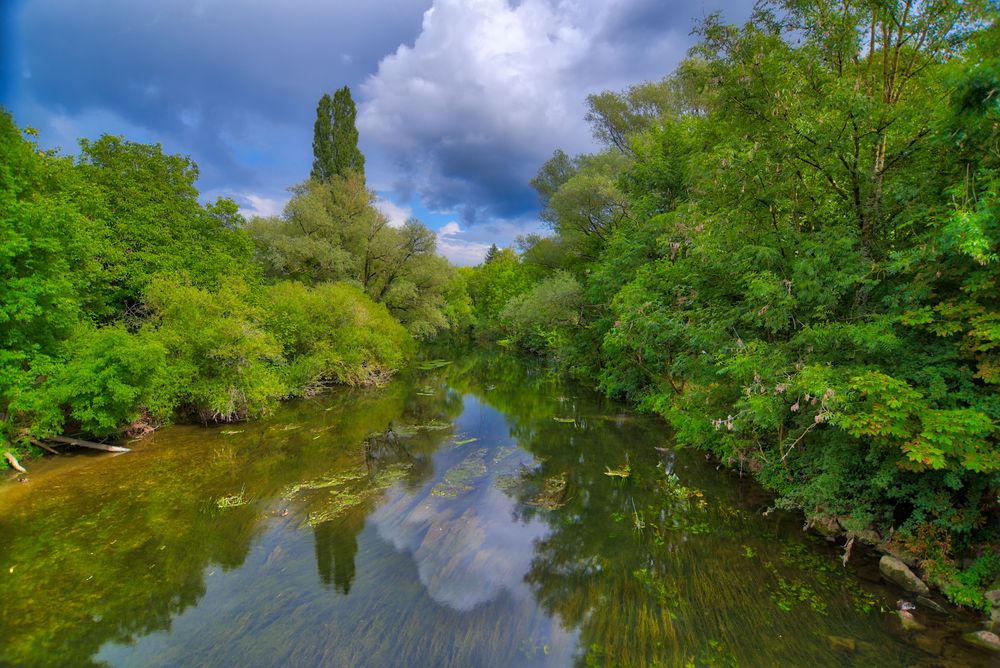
[2,350,998,666]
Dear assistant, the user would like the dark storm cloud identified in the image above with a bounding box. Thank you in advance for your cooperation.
[4,0,753,235]
[4,0,431,208]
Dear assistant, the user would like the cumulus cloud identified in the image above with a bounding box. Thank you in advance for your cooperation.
[235,192,285,219]
[435,217,545,266]
[6,0,752,241]
[375,197,413,228]
[359,0,743,223]
[436,221,491,265]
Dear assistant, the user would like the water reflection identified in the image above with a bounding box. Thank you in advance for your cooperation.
[313,516,362,594]
[371,395,547,612]
[0,349,995,667]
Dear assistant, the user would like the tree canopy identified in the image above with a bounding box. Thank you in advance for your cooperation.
[311,86,365,181]
[463,0,1000,609]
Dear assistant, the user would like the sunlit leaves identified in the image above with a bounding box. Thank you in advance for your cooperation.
[838,371,997,472]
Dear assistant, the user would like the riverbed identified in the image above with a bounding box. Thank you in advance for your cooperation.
[0,351,992,666]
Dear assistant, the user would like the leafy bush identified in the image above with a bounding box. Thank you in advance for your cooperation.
[499,271,582,354]
[13,327,168,439]
[142,277,285,422]
[262,281,412,391]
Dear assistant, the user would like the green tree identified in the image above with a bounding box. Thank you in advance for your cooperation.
[77,135,255,313]
[262,281,412,391]
[466,247,534,332]
[0,111,99,444]
[246,175,455,339]
[489,0,1000,591]
[311,86,365,181]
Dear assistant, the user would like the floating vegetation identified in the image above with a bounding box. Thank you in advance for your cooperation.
[769,572,828,615]
[527,472,568,510]
[216,486,248,509]
[270,424,301,432]
[552,416,575,424]
[453,437,478,446]
[413,420,451,431]
[282,470,368,500]
[305,463,411,526]
[415,360,452,370]
[492,446,518,464]
[432,449,488,497]
[604,463,631,478]
[494,473,523,495]
[219,429,244,435]
[415,386,436,396]
[657,471,702,502]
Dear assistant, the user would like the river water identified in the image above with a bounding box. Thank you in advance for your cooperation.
[0,351,992,666]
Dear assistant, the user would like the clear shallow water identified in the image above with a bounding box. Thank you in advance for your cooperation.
[0,351,993,667]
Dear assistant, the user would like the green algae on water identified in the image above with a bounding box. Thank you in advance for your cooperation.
[432,449,488,497]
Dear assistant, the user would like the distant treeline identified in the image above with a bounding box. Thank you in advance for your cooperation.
[460,1,1000,609]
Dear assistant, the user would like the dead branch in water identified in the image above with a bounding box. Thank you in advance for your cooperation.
[4,451,27,473]
[47,436,130,453]
[30,439,61,455]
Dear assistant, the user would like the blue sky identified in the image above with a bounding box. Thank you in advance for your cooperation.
[2,0,750,265]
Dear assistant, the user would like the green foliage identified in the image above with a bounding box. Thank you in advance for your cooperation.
[262,281,412,390]
[78,135,256,311]
[838,372,997,472]
[14,326,167,438]
[440,268,476,335]
[142,277,285,423]
[942,553,1000,611]
[0,107,430,459]
[466,247,535,331]
[311,86,365,181]
[499,271,582,355]
[0,111,97,431]
[245,175,455,339]
[465,0,1000,585]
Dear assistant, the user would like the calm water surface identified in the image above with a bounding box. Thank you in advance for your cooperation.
[0,351,992,667]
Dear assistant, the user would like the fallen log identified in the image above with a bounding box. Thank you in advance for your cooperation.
[47,435,130,453]
[30,439,61,455]
[4,451,27,473]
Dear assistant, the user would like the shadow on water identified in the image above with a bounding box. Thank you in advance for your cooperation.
[0,348,995,667]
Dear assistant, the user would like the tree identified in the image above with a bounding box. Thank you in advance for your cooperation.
[77,135,255,313]
[584,77,680,154]
[482,0,1000,601]
[311,86,365,182]
[246,175,455,339]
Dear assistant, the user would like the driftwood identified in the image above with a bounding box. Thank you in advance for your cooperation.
[842,536,855,568]
[4,451,27,473]
[30,439,61,455]
[47,435,130,453]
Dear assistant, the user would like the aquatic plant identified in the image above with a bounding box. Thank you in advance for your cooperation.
[216,486,249,509]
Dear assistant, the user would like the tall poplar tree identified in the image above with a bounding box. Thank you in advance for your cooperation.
[310,86,365,181]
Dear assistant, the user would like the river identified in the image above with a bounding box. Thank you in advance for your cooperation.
[0,350,991,666]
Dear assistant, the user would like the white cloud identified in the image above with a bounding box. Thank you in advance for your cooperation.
[236,192,285,218]
[436,220,491,265]
[359,0,698,221]
[438,221,462,236]
[375,197,413,228]
[435,216,547,266]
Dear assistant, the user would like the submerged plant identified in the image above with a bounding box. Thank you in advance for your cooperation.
[216,486,248,509]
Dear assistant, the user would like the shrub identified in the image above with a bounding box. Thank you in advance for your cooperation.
[262,281,412,392]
